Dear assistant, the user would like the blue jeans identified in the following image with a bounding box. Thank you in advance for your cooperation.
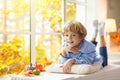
[91,41,108,67]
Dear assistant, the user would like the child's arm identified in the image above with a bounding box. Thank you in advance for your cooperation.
[60,48,66,57]
[66,45,79,53]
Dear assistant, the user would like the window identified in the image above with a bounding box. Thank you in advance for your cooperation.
[0,0,63,75]
[65,0,87,24]
[0,0,31,75]
[0,0,97,76]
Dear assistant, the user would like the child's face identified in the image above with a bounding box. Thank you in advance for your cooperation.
[64,31,82,47]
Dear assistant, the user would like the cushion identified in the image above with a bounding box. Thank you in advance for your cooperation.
[45,62,102,74]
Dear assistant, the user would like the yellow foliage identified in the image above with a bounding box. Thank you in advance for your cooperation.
[11,0,29,14]
[0,63,8,76]
[0,35,28,76]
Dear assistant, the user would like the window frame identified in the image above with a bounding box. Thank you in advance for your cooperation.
[0,0,98,64]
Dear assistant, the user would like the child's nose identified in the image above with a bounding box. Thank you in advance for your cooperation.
[68,35,72,39]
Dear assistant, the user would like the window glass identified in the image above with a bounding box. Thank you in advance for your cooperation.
[65,2,76,22]
[0,34,3,42]
[0,0,4,32]
[5,0,30,32]
[35,35,61,66]
[35,0,62,32]
[65,0,86,25]
[32,0,62,68]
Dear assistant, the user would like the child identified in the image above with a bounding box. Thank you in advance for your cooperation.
[59,21,103,73]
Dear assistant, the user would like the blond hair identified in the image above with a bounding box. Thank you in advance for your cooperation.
[63,21,87,39]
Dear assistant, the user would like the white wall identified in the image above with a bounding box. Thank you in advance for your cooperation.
[86,0,98,40]
[86,0,107,40]
[96,0,107,21]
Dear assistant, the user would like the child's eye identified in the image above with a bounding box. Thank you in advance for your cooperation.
[72,34,76,36]
[65,34,68,37]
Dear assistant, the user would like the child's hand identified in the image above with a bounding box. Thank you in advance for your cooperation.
[60,49,66,57]
[62,59,75,73]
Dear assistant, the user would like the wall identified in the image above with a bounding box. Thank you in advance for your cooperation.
[107,0,120,25]
[96,0,107,21]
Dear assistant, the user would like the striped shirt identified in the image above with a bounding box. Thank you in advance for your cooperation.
[59,40,103,64]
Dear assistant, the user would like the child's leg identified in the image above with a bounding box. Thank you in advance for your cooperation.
[91,20,98,46]
[92,20,98,41]
[99,21,108,67]
[100,46,108,67]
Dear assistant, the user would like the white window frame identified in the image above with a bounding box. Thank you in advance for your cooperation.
[0,0,99,64]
